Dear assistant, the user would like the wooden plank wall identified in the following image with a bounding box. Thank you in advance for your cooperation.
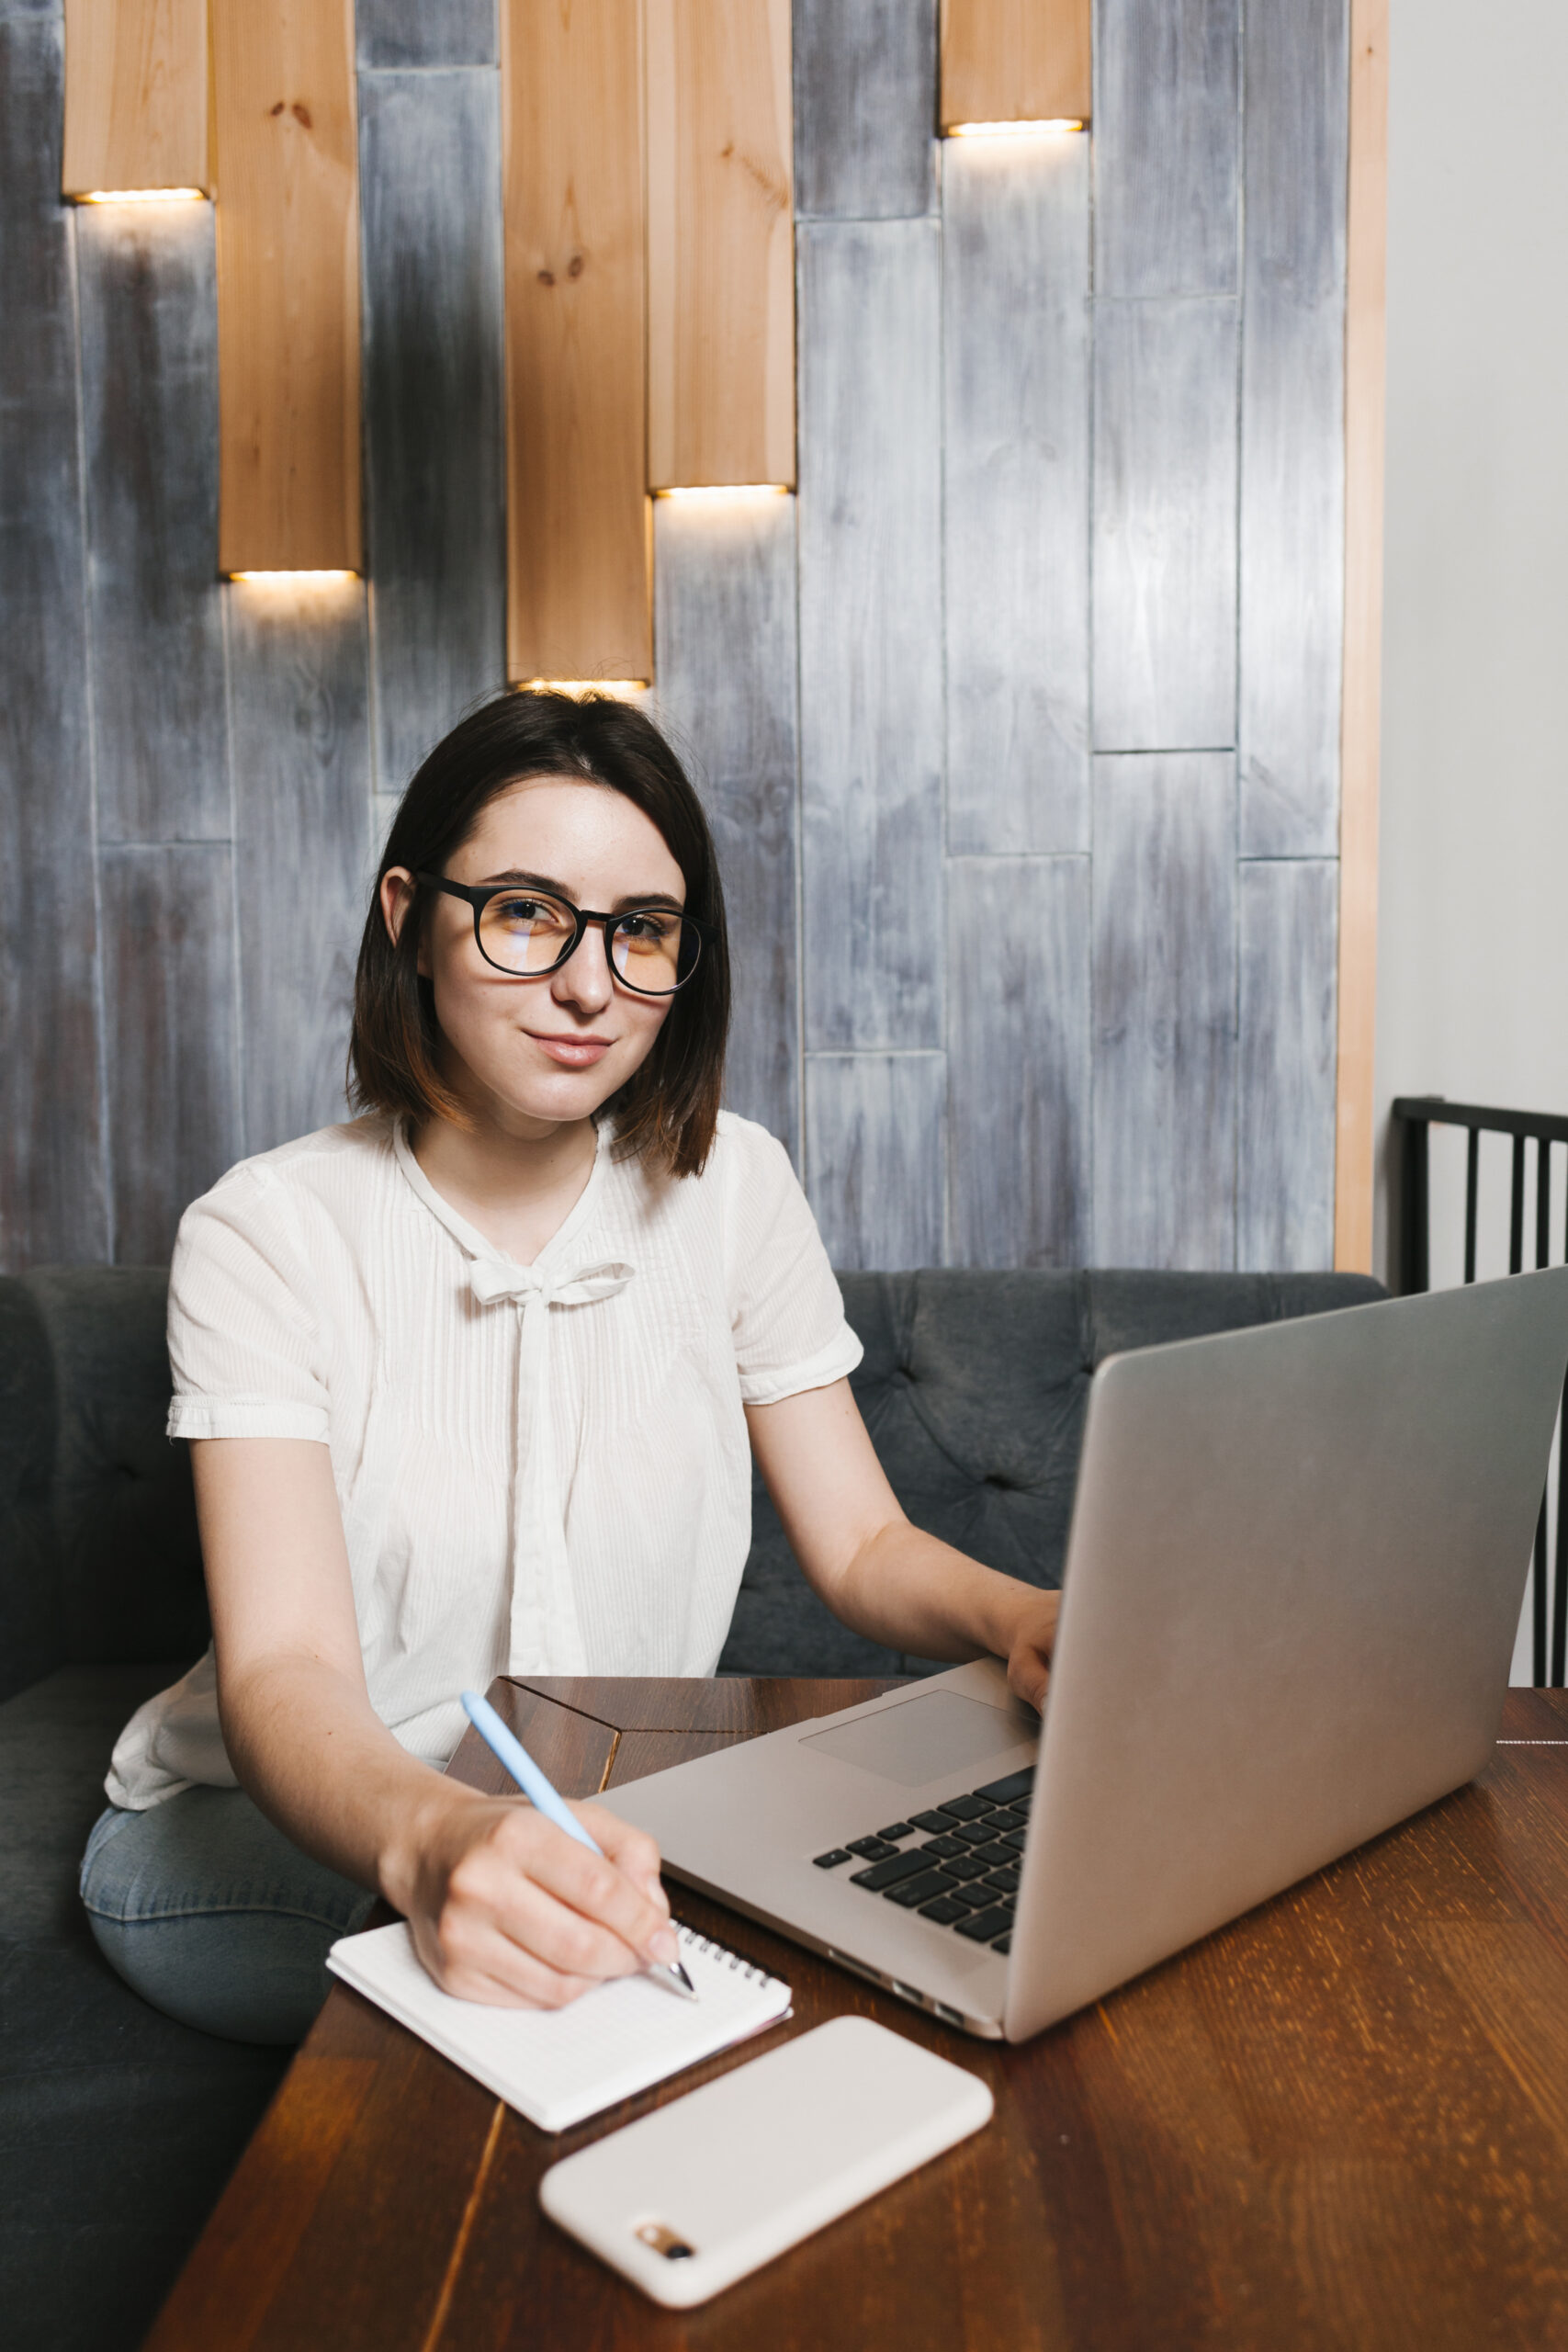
[2,0,1350,1279]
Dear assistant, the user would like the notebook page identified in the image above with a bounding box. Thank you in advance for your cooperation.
[327,1920,792,2132]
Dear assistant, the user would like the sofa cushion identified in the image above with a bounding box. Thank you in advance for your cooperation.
[719,1268,1387,1675]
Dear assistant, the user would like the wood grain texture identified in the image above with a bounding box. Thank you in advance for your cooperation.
[943,129,1089,854]
[62,0,208,196]
[502,0,649,682]
[154,1681,1568,2352]
[947,857,1090,1268]
[0,13,107,1270]
[806,1052,946,1271]
[1092,752,1236,1269]
[356,0,496,70]
[793,0,936,220]
[1092,296,1238,753]
[652,486,799,1155]
[646,0,795,488]
[797,220,942,1051]
[1334,0,1387,1275]
[360,68,505,794]
[1238,0,1348,857]
[100,843,240,1261]
[74,198,229,842]
[1236,859,1337,1273]
[226,575,369,1154]
[940,0,1091,129]
[211,0,362,572]
[1093,0,1238,298]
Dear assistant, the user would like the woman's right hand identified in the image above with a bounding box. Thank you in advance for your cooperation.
[396,1791,680,2009]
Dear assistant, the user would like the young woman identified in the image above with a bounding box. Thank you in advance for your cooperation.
[81,692,1058,2043]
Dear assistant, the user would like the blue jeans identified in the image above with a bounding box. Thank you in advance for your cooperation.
[80,1788,378,2045]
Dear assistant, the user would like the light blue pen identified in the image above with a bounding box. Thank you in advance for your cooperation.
[460,1689,697,2000]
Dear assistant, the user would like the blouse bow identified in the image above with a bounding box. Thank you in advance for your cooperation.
[468,1254,636,1674]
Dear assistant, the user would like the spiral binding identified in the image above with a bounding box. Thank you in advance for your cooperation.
[672,1917,782,1988]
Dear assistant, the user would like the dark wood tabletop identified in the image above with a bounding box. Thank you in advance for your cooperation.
[146,1678,1568,2352]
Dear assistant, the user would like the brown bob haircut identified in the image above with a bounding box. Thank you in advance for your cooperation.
[349,690,730,1180]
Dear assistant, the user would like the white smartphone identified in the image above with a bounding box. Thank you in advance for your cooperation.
[538,2015,993,2309]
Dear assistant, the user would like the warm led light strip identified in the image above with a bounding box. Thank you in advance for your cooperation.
[227,570,360,583]
[517,679,648,695]
[74,187,208,203]
[655,484,792,500]
[946,119,1085,138]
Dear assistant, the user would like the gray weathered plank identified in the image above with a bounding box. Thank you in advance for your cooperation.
[0,14,107,1270]
[652,488,799,1158]
[793,0,936,220]
[1092,752,1236,1268]
[101,843,241,1261]
[360,69,506,797]
[226,577,371,1155]
[356,0,496,69]
[947,856,1090,1267]
[943,129,1089,854]
[797,220,943,1051]
[1238,0,1348,857]
[1092,296,1238,752]
[1093,0,1239,298]
[75,199,229,845]
[806,1053,946,1272]
[1236,859,1337,1272]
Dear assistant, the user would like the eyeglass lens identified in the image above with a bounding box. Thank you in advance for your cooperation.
[479,888,698,993]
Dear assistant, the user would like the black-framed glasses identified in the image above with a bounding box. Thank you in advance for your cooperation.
[415,873,712,997]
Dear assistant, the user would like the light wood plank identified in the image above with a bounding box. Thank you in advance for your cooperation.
[211,0,362,572]
[1334,0,1387,1274]
[1092,752,1236,1269]
[62,0,208,197]
[794,0,935,220]
[940,0,1090,129]
[1093,0,1238,298]
[947,856,1090,1267]
[1237,859,1337,1272]
[1238,0,1348,857]
[944,128,1089,854]
[0,13,107,1269]
[360,69,505,795]
[652,488,799,1157]
[646,0,794,489]
[75,198,229,842]
[1092,295,1238,752]
[356,0,495,70]
[101,844,240,1261]
[502,0,649,683]
[797,220,943,1051]
[226,576,369,1154]
[806,1053,946,1272]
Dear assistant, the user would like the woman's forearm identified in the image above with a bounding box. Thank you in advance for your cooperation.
[818,1521,1040,1662]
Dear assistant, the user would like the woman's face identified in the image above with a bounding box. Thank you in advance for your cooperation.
[383,775,684,1139]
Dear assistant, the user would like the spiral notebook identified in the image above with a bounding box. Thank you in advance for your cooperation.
[326,1919,793,2132]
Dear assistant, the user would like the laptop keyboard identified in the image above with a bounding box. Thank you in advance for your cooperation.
[811,1765,1033,1954]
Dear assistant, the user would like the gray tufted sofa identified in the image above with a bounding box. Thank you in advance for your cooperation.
[1,1261,1382,2351]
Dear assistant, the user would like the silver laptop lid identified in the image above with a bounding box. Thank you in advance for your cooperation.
[1005,1269,1568,2040]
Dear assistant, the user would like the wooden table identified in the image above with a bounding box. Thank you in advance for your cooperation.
[147,1679,1568,2351]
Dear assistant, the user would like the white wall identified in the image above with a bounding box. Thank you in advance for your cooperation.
[1378,0,1568,1677]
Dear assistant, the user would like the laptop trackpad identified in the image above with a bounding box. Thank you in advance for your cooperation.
[800,1691,1029,1787]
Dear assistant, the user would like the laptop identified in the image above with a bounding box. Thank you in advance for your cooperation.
[602,1270,1568,2040]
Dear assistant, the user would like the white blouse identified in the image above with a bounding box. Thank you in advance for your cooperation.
[107,1111,863,1810]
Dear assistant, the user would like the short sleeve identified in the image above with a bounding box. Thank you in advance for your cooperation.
[718,1116,863,1406]
[165,1168,332,1442]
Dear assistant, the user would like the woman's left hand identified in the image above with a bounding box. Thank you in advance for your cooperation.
[1004,1588,1062,1713]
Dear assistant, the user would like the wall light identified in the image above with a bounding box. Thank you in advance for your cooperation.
[655,484,792,500]
[73,187,208,202]
[946,120,1085,138]
[517,680,649,696]
[227,570,360,584]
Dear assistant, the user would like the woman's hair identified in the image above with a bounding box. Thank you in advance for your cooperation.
[349,691,729,1179]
